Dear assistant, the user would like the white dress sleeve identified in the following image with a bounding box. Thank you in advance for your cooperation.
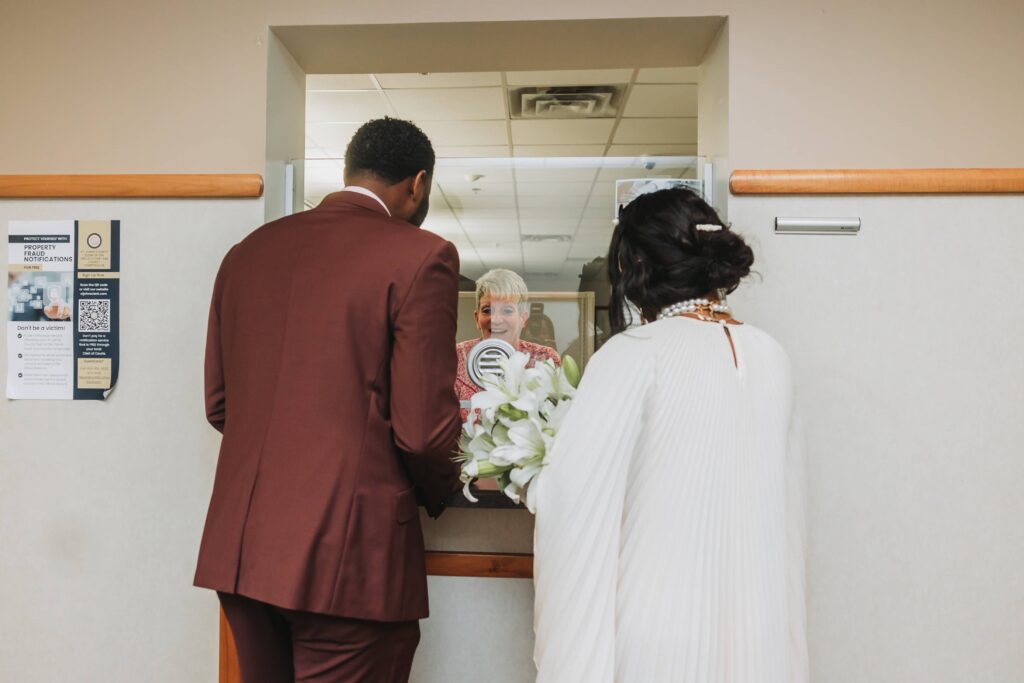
[786,411,810,682]
[532,333,654,683]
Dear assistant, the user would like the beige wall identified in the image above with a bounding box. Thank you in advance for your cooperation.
[2,0,1022,173]
[2,3,1024,683]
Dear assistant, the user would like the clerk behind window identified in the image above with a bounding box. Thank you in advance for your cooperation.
[454,268,561,408]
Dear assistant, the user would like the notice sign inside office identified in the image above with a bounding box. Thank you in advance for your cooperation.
[6,220,120,400]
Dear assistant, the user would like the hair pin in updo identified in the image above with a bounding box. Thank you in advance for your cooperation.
[695,223,723,232]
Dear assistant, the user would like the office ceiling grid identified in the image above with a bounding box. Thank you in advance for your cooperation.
[304,67,700,278]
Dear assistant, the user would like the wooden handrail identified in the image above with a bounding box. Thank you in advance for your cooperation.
[730,168,1024,195]
[0,173,263,198]
[426,551,534,579]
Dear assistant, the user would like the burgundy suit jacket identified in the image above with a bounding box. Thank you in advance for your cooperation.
[194,191,462,621]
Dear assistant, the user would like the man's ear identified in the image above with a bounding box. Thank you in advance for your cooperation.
[411,170,429,198]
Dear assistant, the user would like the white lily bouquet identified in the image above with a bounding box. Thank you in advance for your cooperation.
[457,352,581,512]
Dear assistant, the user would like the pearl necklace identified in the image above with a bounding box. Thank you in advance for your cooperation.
[657,298,730,321]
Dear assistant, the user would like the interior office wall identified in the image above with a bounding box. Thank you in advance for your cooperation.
[3,1,1023,174]
[264,32,307,222]
[697,23,729,219]
[2,1,1024,682]
[0,199,263,682]
[0,0,270,173]
[726,194,1024,682]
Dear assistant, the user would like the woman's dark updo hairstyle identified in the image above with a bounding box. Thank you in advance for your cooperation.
[607,187,754,334]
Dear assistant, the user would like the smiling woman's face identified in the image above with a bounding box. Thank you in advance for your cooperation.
[474,295,528,345]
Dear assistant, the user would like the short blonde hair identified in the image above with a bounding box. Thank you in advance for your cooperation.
[475,269,529,310]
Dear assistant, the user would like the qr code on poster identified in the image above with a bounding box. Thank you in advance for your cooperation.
[78,299,111,332]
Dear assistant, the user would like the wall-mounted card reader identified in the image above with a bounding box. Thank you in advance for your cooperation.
[775,217,861,235]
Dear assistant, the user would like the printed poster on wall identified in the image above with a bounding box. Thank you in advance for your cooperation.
[6,220,120,400]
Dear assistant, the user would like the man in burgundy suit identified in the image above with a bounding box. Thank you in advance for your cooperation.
[194,118,462,682]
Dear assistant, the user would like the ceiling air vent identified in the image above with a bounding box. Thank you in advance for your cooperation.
[509,85,626,119]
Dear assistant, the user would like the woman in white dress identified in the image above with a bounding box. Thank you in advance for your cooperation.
[533,188,808,683]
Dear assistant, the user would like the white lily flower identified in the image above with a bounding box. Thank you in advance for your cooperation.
[489,443,536,467]
[545,399,574,433]
[509,462,542,489]
[523,472,543,514]
[503,482,522,503]
[491,422,511,446]
[507,416,546,452]
[466,431,495,460]
[471,389,506,422]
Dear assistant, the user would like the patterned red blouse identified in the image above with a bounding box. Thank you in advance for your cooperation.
[454,338,562,416]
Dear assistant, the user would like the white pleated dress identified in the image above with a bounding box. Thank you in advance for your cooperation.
[533,316,808,683]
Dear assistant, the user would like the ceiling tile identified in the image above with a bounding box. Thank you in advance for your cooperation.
[387,88,506,120]
[306,122,362,149]
[519,219,579,235]
[472,236,522,248]
[433,164,515,183]
[506,69,634,86]
[306,91,391,122]
[523,242,571,263]
[515,181,594,197]
[569,241,609,260]
[306,147,344,159]
[429,193,454,213]
[376,72,502,88]
[513,145,607,157]
[304,160,344,193]
[511,119,615,145]
[422,223,465,239]
[569,230,609,246]
[436,146,511,158]
[607,144,699,157]
[446,194,517,211]
[587,180,616,200]
[450,208,522,221]
[576,218,614,234]
[517,194,588,209]
[519,206,586,220]
[438,181,516,197]
[475,245,524,261]
[459,263,488,279]
[459,218,520,235]
[418,120,509,147]
[623,84,698,117]
[583,204,610,219]
[613,118,698,144]
[636,67,699,84]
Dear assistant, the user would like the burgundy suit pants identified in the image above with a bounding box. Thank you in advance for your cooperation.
[219,592,420,683]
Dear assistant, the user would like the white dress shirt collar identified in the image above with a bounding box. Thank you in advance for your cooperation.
[342,186,391,216]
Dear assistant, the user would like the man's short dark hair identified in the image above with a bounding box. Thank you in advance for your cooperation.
[344,117,435,184]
